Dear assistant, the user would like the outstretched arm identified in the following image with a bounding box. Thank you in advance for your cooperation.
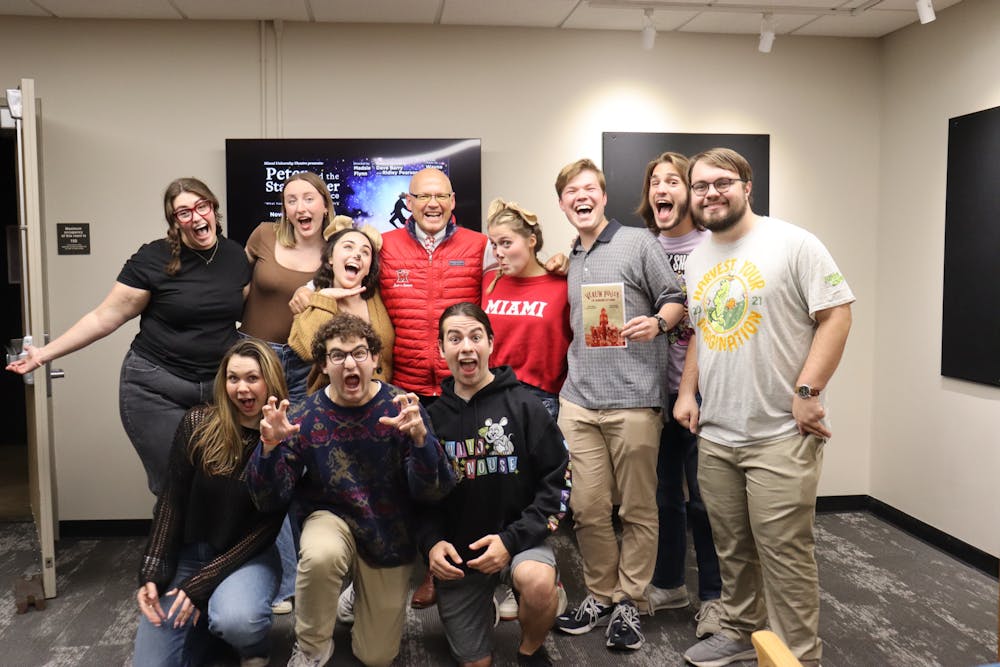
[6,281,149,374]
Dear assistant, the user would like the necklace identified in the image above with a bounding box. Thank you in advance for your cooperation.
[190,241,220,265]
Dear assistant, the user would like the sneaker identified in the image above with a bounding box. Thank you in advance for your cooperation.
[287,640,334,667]
[555,582,568,617]
[271,599,293,615]
[645,583,689,613]
[605,597,644,650]
[516,645,554,666]
[497,584,518,621]
[695,599,723,638]
[683,633,756,667]
[240,657,270,667]
[555,594,613,635]
[337,583,355,625]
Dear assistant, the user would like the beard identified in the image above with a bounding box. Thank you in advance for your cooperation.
[692,196,746,233]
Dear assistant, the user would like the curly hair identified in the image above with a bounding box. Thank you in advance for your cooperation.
[310,313,383,368]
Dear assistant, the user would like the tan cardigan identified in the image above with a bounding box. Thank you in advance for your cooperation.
[288,290,396,395]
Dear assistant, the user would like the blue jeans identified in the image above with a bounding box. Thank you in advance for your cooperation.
[119,349,212,496]
[652,394,722,601]
[522,382,559,421]
[133,542,280,666]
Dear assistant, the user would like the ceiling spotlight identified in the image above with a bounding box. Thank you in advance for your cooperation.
[915,0,936,24]
[641,8,656,50]
[758,13,776,53]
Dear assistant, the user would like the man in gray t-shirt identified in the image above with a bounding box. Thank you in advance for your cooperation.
[676,148,854,667]
[551,158,685,652]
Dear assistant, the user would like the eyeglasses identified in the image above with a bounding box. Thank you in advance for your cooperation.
[326,346,370,364]
[690,178,744,196]
[173,199,213,223]
[408,192,454,203]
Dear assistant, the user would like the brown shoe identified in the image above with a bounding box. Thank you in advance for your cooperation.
[410,571,436,609]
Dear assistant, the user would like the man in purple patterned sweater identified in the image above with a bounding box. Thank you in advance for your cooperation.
[247,313,456,667]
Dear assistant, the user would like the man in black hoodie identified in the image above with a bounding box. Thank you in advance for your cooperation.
[418,302,572,667]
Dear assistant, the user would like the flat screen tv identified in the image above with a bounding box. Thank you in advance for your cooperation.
[225,138,482,246]
[941,106,1000,387]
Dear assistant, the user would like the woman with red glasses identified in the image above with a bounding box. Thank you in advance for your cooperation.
[5,177,250,498]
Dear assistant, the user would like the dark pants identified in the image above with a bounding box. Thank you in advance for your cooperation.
[652,394,722,601]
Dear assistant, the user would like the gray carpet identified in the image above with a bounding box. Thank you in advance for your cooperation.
[0,512,996,666]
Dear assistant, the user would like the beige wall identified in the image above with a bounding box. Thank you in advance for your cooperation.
[0,3,989,558]
[875,0,1000,556]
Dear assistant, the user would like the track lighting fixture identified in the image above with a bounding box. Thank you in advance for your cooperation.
[758,13,776,54]
[915,0,936,24]
[641,8,656,50]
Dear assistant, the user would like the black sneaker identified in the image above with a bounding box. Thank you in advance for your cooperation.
[555,594,613,635]
[606,597,644,650]
[516,645,553,666]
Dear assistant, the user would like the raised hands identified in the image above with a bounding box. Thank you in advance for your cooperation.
[378,392,426,447]
[260,396,299,451]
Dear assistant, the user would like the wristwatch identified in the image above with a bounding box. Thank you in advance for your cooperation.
[796,385,821,399]
[654,314,670,335]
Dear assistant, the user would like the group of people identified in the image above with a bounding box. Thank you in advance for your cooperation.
[5,146,853,667]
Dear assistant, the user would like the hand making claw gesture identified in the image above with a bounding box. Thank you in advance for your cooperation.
[259,396,300,452]
[378,392,426,447]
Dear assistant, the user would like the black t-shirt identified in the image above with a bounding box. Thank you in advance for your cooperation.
[117,237,251,381]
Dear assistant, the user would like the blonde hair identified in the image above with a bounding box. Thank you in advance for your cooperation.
[191,339,288,476]
[276,171,335,248]
[485,198,544,295]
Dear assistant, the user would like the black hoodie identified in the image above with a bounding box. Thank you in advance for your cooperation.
[419,366,571,567]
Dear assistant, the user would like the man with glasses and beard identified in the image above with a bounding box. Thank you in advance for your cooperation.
[675,148,854,667]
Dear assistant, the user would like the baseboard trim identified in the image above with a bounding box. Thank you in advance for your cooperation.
[57,495,999,579]
[818,494,999,578]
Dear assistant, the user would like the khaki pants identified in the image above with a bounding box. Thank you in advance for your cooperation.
[697,434,824,662]
[558,398,661,610]
[295,510,413,667]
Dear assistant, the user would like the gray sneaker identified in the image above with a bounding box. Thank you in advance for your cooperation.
[645,583,690,613]
[337,583,355,624]
[683,633,755,667]
[287,639,334,667]
[695,599,723,638]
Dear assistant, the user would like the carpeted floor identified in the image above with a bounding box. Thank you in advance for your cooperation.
[0,512,996,666]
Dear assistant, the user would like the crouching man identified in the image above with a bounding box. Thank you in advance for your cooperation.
[419,302,572,666]
[247,313,456,667]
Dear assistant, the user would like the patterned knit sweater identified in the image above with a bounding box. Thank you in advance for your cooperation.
[246,381,456,567]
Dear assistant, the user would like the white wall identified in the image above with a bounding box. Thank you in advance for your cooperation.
[0,7,948,555]
[875,0,1000,556]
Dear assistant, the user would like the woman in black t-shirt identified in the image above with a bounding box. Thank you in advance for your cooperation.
[133,338,287,666]
[6,178,251,495]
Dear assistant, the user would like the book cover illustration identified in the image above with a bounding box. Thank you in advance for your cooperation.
[581,282,626,348]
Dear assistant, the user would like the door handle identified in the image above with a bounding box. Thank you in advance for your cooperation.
[49,369,65,380]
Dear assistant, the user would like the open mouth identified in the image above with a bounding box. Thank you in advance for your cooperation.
[656,199,674,215]
[458,358,478,374]
[574,203,593,216]
[238,397,257,413]
[344,260,361,278]
[343,372,362,391]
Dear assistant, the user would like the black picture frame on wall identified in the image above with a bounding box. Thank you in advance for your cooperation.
[941,105,1000,387]
[601,132,770,229]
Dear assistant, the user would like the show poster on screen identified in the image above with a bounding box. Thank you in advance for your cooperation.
[225,138,482,246]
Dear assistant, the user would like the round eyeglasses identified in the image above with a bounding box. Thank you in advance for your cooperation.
[326,346,370,365]
[690,178,744,197]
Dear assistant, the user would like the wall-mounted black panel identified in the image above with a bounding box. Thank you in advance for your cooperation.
[602,132,769,228]
[942,106,1000,387]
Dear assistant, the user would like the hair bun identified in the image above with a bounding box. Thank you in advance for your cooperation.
[323,215,383,252]
[487,198,539,226]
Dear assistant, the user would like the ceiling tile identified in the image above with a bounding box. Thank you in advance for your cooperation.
[32,0,180,20]
[310,0,442,24]
[442,0,576,28]
[0,0,52,17]
[173,0,308,21]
